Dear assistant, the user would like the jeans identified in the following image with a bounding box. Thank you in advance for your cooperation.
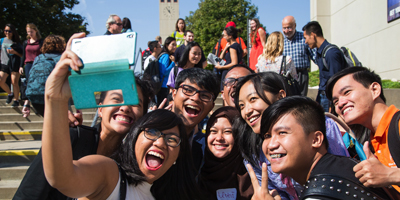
[24,62,33,81]
[317,90,330,112]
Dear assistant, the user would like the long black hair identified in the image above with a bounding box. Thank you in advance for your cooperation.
[232,72,291,166]
[113,109,203,199]
[178,41,203,69]
[161,36,176,55]
[4,24,22,44]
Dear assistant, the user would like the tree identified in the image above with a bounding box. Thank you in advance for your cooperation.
[0,0,89,41]
[186,0,263,60]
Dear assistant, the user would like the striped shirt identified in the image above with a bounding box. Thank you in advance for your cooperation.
[283,31,316,70]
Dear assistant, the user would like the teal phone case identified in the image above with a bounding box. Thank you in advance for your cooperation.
[69,32,139,109]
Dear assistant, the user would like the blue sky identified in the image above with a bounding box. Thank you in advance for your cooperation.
[69,0,309,68]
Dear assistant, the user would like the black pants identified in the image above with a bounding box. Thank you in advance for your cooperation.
[297,68,309,96]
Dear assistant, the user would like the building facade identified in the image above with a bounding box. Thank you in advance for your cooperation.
[159,0,180,42]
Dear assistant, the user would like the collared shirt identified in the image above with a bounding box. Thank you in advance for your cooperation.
[283,31,316,70]
[315,40,346,91]
[372,105,400,192]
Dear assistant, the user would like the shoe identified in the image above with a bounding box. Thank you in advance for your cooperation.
[11,100,19,108]
[6,94,13,104]
[22,104,31,118]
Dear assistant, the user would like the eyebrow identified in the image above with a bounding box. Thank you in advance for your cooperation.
[272,125,291,132]
[246,92,258,99]
[332,85,351,100]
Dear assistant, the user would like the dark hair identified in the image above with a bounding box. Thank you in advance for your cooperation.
[178,42,203,69]
[302,21,323,37]
[174,68,220,101]
[224,26,238,39]
[99,76,154,114]
[175,18,186,32]
[233,72,291,166]
[148,40,159,52]
[162,36,176,55]
[326,66,386,103]
[206,106,240,138]
[122,17,132,30]
[184,30,193,36]
[4,24,22,44]
[41,35,66,54]
[226,64,255,75]
[260,96,329,149]
[250,18,261,45]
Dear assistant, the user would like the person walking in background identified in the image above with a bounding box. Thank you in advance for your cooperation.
[19,23,44,117]
[0,24,23,108]
[104,14,122,35]
[282,16,315,97]
[215,26,243,91]
[157,37,177,105]
[256,31,298,81]
[249,18,266,71]
[171,18,185,47]
[121,17,133,33]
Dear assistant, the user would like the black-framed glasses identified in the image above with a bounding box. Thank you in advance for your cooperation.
[4,30,11,33]
[223,77,245,87]
[112,22,123,26]
[179,84,214,102]
[144,128,181,147]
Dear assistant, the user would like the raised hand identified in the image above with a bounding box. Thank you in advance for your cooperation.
[247,163,281,200]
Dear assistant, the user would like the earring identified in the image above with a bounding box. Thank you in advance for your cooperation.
[173,161,176,165]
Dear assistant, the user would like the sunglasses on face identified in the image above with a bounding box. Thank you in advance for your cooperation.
[223,77,245,87]
[179,84,214,102]
[4,30,12,33]
[112,22,123,26]
[144,128,181,147]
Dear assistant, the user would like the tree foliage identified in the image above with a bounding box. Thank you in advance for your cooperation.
[185,0,261,57]
[0,0,89,42]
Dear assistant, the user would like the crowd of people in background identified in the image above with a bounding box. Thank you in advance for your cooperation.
[4,13,400,200]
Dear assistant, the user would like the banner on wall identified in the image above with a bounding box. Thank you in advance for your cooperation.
[388,0,400,22]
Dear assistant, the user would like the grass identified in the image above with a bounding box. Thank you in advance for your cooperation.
[308,70,400,89]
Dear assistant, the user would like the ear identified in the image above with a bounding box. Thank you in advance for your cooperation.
[311,131,324,149]
[98,104,103,118]
[172,88,177,101]
[221,90,226,101]
[370,82,382,101]
[278,89,286,100]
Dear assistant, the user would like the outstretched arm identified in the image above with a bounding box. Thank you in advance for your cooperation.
[42,33,119,199]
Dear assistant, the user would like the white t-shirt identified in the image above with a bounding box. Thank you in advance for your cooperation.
[143,55,156,70]
[106,174,154,200]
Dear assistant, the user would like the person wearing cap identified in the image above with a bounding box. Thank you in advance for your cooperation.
[213,21,247,59]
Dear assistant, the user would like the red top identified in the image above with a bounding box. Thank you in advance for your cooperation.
[249,28,264,70]
[25,40,41,64]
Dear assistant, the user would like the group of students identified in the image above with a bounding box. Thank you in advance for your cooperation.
[0,23,66,117]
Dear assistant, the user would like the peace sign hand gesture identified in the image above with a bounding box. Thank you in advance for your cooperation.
[247,163,281,200]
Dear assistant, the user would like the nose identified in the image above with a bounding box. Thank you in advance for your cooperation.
[215,132,224,141]
[244,103,254,117]
[189,92,202,102]
[153,135,168,149]
[267,134,279,152]
[119,105,132,113]
[337,97,348,112]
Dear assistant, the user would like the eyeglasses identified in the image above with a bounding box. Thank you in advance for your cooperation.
[112,22,123,26]
[179,84,214,102]
[223,77,245,87]
[144,128,181,147]
[4,30,11,33]
[282,27,293,31]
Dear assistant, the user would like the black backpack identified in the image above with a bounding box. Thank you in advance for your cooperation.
[322,44,362,71]
[143,52,167,94]
[141,48,152,70]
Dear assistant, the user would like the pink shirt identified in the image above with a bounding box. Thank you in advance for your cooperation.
[25,40,41,63]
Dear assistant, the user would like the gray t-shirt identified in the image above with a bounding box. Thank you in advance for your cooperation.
[1,38,13,65]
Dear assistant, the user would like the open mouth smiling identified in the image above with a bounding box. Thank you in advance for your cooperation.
[184,105,201,117]
[213,143,229,150]
[248,115,260,126]
[113,114,134,124]
[270,153,287,159]
[145,150,165,171]
[342,106,353,116]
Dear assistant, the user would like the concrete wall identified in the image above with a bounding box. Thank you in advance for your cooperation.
[159,1,180,43]
[310,0,400,80]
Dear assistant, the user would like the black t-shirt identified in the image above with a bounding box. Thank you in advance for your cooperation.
[173,43,206,65]
[224,43,243,65]
[302,153,390,200]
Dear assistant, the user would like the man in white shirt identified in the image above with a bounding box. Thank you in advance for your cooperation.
[143,40,162,70]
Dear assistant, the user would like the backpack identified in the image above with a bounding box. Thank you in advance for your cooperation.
[141,48,152,70]
[26,54,61,104]
[322,44,362,71]
[143,52,167,94]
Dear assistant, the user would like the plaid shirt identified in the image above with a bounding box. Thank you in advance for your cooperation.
[283,31,316,70]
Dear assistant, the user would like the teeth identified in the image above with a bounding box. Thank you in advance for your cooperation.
[343,107,353,115]
[215,144,226,148]
[231,92,236,97]
[116,115,130,123]
[270,154,283,159]
[148,151,164,159]
[249,116,258,123]
[186,105,199,111]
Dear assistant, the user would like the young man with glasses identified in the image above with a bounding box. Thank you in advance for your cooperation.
[105,14,122,35]
[172,67,219,170]
[221,64,254,107]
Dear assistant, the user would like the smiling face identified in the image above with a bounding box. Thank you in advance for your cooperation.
[207,117,235,159]
[331,74,377,126]
[168,40,177,54]
[110,16,122,34]
[282,19,296,39]
[135,126,180,183]
[238,81,280,134]
[262,113,317,177]
[185,32,194,43]
[4,26,12,39]
[303,32,316,49]
[188,46,201,65]
[172,80,214,134]
[178,20,185,31]
[222,30,232,42]
[250,20,257,31]
[98,88,144,135]
[222,67,252,107]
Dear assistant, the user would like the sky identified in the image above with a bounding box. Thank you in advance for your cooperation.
[69,0,310,70]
